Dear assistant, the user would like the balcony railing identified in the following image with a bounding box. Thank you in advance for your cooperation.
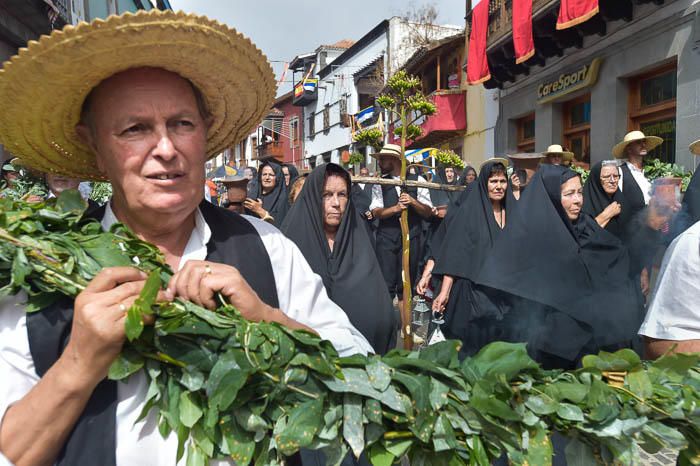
[467,0,556,48]
[255,141,284,161]
[391,90,466,148]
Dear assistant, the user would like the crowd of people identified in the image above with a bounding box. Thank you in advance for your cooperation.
[0,9,698,466]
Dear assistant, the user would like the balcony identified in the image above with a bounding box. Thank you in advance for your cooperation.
[292,78,318,106]
[407,90,466,149]
[470,0,665,89]
[255,141,284,162]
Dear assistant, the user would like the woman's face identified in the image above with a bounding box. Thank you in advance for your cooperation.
[244,167,254,180]
[561,176,584,221]
[322,175,349,232]
[465,170,476,184]
[487,173,507,202]
[260,165,276,191]
[282,166,290,186]
[599,165,620,196]
[444,167,455,183]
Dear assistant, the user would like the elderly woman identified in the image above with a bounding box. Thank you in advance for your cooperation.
[282,163,396,355]
[460,165,477,185]
[0,11,370,466]
[583,160,627,236]
[246,160,289,224]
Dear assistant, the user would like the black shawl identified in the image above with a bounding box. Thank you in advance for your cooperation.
[284,163,300,190]
[430,166,460,206]
[249,161,289,225]
[582,161,631,239]
[459,166,477,186]
[281,163,395,354]
[246,166,258,199]
[476,165,642,363]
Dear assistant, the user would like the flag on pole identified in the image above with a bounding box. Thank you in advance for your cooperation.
[277,62,289,87]
[355,106,375,126]
[466,0,490,85]
[513,0,535,64]
[556,0,599,30]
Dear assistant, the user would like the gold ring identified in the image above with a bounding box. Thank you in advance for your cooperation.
[204,264,213,275]
[119,303,127,312]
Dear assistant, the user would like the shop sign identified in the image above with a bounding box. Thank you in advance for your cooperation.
[537,58,602,104]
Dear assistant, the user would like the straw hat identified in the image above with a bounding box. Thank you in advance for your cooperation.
[371,144,403,160]
[612,131,663,159]
[690,139,700,155]
[0,10,276,181]
[213,167,247,184]
[543,144,574,161]
[479,157,509,170]
[507,152,546,160]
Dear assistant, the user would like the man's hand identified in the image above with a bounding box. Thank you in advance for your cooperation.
[399,192,415,208]
[244,198,267,218]
[64,267,162,387]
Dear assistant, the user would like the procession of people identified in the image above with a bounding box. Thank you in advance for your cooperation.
[0,7,698,466]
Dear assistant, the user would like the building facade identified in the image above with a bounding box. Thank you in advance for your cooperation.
[249,91,305,166]
[477,0,700,170]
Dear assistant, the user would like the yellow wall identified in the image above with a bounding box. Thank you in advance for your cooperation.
[463,84,490,167]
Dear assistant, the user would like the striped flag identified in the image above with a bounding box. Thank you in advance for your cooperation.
[513,0,535,64]
[355,106,375,126]
[302,79,318,92]
[466,0,490,85]
[557,0,599,30]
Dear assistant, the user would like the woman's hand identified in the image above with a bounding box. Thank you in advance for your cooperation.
[244,198,266,218]
[640,267,650,297]
[602,201,622,219]
[432,290,449,313]
[416,273,431,296]
[167,260,273,321]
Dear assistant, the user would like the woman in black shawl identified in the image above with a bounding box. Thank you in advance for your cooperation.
[475,165,649,369]
[459,165,477,186]
[244,166,258,198]
[429,161,510,352]
[282,163,299,189]
[583,160,631,238]
[281,163,396,355]
[246,160,289,225]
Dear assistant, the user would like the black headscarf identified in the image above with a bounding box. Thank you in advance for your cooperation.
[475,165,642,363]
[459,166,477,186]
[582,161,630,239]
[430,166,460,206]
[246,166,258,199]
[281,163,396,354]
[249,161,289,225]
[283,164,300,190]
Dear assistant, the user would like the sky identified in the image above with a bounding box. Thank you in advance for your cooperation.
[168,0,467,94]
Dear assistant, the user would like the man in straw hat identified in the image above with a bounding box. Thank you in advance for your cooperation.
[613,130,663,209]
[214,167,250,216]
[369,144,433,308]
[0,10,371,466]
[542,144,574,166]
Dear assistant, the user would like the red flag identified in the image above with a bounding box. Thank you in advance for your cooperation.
[557,0,599,30]
[513,0,535,64]
[467,0,490,85]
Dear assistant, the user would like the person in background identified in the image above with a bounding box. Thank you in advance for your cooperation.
[583,160,627,237]
[0,159,20,189]
[217,169,249,215]
[288,174,306,205]
[244,165,258,198]
[459,165,477,185]
[542,144,573,166]
[281,163,299,189]
[507,152,545,200]
[282,163,395,354]
[370,144,433,310]
[352,166,374,223]
[245,160,289,225]
[613,130,663,216]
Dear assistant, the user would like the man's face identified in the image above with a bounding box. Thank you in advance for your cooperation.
[378,155,398,175]
[444,167,455,183]
[3,170,19,187]
[260,165,276,191]
[47,173,80,195]
[226,183,247,214]
[359,167,369,177]
[79,67,208,217]
[626,140,647,159]
[547,154,563,165]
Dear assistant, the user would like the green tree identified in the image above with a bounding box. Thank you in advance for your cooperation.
[354,70,436,349]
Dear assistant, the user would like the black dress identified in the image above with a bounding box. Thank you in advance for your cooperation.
[281,163,396,355]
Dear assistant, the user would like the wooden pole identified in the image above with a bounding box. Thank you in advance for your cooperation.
[399,106,412,350]
[351,176,466,192]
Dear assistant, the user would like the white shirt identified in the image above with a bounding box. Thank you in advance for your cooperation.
[620,161,652,205]
[0,204,372,466]
[369,175,433,210]
[638,221,700,340]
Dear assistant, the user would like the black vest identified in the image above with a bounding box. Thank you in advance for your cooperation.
[26,201,279,466]
[377,173,422,245]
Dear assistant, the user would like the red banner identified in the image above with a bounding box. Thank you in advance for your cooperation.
[467,0,490,85]
[513,0,535,64]
[557,0,599,30]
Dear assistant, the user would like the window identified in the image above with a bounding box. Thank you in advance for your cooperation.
[628,63,677,163]
[563,94,591,164]
[323,105,330,132]
[516,113,535,152]
[290,118,299,148]
[308,114,315,139]
[339,96,350,127]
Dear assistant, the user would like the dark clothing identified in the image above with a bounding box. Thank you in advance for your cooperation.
[25,201,279,466]
[583,161,631,239]
[619,163,647,225]
[246,166,258,198]
[249,161,289,225]
[281,163,396,355]
[283,164,300,192]
[670,169,700,239]
[475,165,644,367]
[375,173,423,298]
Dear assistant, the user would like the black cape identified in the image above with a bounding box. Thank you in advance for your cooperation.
[582,161,631,239]
[281,163,396,354]
[249,160,289,225]
[476,165,643,366]
[432,161,509,343]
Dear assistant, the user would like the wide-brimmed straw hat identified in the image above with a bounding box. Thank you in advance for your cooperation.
[213,167,247,184]
[690,139,700,155]
[371,144,402,160]
[0,10,276,181]
[612,131,663,159]
[479,157,509,170]
[507,152,545,160]
[543,144,574,161]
